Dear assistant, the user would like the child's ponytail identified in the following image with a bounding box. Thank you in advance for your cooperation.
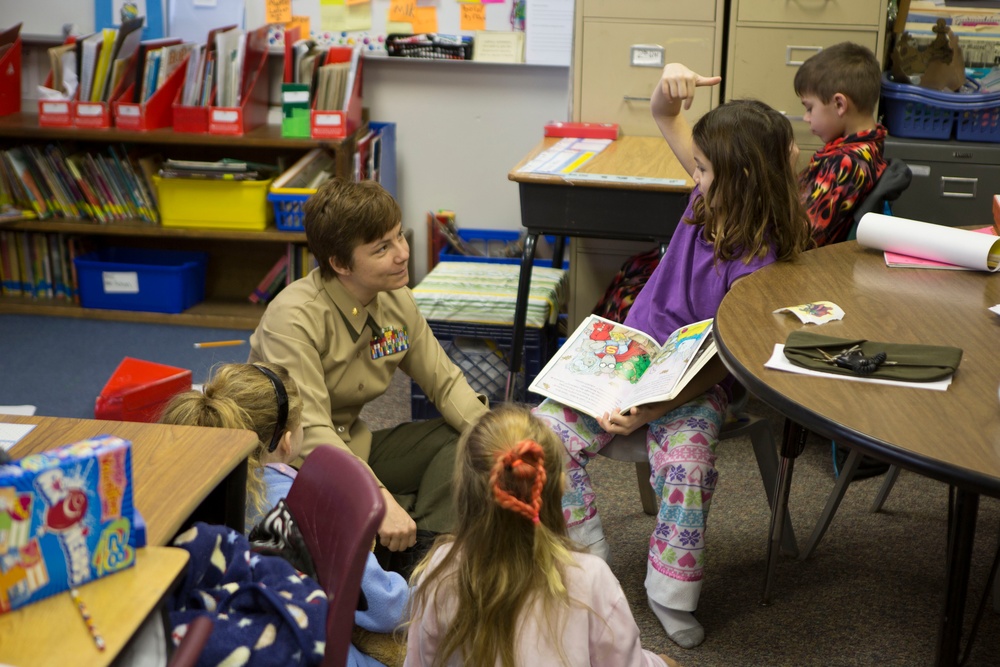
[490,439,546,525]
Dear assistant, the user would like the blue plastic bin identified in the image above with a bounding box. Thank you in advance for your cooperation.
[439,229,566,267]
[74,248,208,314]
[882,74,1000,142]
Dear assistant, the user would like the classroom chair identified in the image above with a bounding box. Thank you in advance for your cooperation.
[285,445,387,667]
[800,157,914,561]
[597,383,799,560]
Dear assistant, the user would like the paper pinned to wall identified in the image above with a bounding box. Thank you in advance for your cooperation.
[169,0,246,44]
[524,0,573,66]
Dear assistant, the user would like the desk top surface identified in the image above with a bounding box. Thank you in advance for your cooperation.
[0,546,189,667]
[509,136,694,192]
[715,241,1000,496]
[3,414,258,546]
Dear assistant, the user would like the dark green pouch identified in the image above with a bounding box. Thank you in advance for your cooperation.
[783,331,963,382]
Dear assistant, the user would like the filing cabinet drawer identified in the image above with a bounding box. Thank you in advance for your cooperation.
[583,0,716,22]
[580,21,718,136]
[737,0,882,27]
[727,26,879,115]
[885,137,1000,228]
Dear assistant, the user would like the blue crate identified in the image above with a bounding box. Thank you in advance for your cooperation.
[882,74,1000,142]
[439,229,566,267]
[74,248,208,314]
[268,192,307,231]
[411,320,557,420]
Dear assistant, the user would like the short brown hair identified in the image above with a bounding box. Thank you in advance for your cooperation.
[793,42,881,113]
[302,178,401,277]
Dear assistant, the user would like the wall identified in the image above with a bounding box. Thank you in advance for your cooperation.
[363,57,570,278]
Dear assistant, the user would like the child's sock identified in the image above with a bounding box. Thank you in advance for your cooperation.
[567,521,610,562]
[648,597,704,649]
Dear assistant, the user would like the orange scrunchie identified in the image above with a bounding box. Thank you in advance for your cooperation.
[490,439,547,525]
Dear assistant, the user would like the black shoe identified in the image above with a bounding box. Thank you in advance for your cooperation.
[374,530,440,582]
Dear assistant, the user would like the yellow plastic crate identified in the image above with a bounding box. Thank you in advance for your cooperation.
[154,176,275,231]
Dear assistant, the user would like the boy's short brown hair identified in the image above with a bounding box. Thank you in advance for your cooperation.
[302,177,401,278]
[793,42,881,114]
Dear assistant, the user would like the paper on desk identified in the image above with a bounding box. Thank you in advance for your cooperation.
[856,213,1000,272]
[517,137,611,175]
[990,305,1000,317]
[764,345,953,391]
[773,301,845,324]
[0,423,36,451]
[0,405,36,416]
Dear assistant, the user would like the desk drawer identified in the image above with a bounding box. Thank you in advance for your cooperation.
[886,138,1000,227]
[737,0,882,26]
[583,0,717,22]
[580,20,718,136]
[727,26,879,114]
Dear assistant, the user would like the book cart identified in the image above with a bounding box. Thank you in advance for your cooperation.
[0,112,368,329]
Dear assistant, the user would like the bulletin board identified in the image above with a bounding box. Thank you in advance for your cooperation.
[246,0,526,54]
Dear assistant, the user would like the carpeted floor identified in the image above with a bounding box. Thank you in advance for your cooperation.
[5,314,999,665]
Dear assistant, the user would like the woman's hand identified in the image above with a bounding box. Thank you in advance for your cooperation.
[377,487,417,552]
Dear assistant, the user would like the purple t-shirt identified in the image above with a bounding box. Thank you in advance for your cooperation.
[624,188,776,345]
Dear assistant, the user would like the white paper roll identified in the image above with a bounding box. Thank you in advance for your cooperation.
[855,213,1000,272]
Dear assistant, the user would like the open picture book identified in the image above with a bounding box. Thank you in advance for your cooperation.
[528,315,716,420]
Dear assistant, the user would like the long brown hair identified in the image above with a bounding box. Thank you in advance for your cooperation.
[407,405,583,667]
[158,362,303,519]
[687,99,813,264]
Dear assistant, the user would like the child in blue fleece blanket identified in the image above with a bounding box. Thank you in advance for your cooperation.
[161,362,408,666]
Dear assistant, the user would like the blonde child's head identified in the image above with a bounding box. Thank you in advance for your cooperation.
[409,404,580,667]
[688,98,812,263]
[793,42,881,143]
[158,362,304,519]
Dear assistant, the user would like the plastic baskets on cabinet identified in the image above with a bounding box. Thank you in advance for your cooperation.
[881,75,1000,142]
[386,34,473,60]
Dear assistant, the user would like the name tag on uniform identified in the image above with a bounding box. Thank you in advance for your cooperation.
[370,325,409,359]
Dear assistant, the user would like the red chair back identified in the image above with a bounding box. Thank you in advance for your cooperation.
[285,446,386,667]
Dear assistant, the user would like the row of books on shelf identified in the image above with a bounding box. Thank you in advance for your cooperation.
[248,244,318,304]
[0,144,160,224]
[0,232,89,300]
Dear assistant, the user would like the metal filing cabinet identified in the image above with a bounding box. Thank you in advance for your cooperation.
[885,136,1000,227]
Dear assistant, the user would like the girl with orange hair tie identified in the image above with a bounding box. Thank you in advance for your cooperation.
[403,404,677,667]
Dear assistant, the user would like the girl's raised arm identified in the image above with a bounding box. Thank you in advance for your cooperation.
[650,63,721,178]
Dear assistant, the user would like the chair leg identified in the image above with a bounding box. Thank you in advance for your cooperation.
[799,447,863,561]
[636,461,658,516]
[748,419,799,558]
[870,465,901,513]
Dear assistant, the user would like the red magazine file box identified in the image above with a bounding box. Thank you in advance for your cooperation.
[310,46,363,140]
[114,54,187,131]
[37,44,74,127]
[94,357,192,423]
[0,32,21,117]
[208,31,269,136]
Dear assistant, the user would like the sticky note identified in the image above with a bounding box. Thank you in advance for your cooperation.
[412,6,438,33]
[389,0,416,23]
[266,0,292,23]
[461,4,486,31]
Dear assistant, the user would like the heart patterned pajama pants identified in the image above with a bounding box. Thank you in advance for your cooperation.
[532,385,727,612]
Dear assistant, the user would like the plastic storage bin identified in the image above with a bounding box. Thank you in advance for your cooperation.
[154,176,275,230]
[411,320,558,419]
[439,229,566,267]
[882,75,1000,143]
[74,247,208,314]
[94,357,192,422]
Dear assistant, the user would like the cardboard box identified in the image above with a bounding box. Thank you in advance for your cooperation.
[0,436,139,613]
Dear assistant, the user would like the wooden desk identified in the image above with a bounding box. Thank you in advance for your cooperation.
[0,546,188,667]
[505,136,694,400]
[714,240,1000,667]
[4,415,258,545]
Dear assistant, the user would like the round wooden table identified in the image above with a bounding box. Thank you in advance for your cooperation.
[714,239,1000,667]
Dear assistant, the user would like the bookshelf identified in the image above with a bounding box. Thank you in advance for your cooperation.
[0,112,366,329]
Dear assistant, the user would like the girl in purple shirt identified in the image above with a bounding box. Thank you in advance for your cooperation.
[534,63,812,650]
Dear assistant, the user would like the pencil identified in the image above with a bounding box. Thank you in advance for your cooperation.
[193,340,246,348]
[70,587,106,651]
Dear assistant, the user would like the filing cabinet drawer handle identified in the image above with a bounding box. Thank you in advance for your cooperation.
[786,45,823,66]
[623,96,651,102]
[940,176,977,199]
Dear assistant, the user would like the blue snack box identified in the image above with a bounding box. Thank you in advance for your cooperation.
[0,436,140,613]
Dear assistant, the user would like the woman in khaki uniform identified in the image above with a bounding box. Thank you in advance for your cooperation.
[249,178,487,572]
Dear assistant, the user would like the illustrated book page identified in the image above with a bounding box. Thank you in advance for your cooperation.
[528,315,716,419]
